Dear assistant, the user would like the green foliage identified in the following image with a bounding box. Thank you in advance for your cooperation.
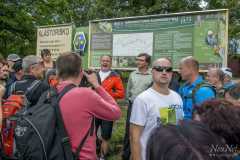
[1,0,239,57]
[206,0,240,37]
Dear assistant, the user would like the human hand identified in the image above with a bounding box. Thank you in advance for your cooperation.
[83,71,100,89]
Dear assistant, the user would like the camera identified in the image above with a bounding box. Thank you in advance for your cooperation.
[84,69,93,74]
[79,69,95,87]
[79,74,91,87]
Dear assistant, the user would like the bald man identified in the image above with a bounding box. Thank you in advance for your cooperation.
[179,56,215,120]
[130,58,184,160]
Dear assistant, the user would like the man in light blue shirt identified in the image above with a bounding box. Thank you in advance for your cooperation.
[179,56,215,119]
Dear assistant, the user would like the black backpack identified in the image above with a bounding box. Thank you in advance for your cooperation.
[3,84,94,160]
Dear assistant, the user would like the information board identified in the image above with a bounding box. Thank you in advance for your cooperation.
[36,24,73,60]
[89,9,228,70]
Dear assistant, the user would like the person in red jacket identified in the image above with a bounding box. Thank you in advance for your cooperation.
[96,55,125,160]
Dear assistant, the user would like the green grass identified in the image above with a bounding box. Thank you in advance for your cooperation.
[108,106,127,160]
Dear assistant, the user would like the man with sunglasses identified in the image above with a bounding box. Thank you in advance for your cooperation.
[123,53,152,160]
[130,58,184,160]
[179,56,215,120]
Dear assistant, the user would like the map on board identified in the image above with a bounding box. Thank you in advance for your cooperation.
[112,33,153,56]
[89,10,228,69]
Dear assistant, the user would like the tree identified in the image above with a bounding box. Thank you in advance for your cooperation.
[206,0,240,37]
[1,0,239,57]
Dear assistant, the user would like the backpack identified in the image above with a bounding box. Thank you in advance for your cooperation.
[1,94,24,157]
[4,84,94,160]
[191,81,216,105]
[1,80,42,158]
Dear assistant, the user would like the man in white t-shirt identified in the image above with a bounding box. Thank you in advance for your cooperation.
[130,58,184,160]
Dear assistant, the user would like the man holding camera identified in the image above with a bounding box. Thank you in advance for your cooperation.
[96,55,125,160]
[56,53,121,160]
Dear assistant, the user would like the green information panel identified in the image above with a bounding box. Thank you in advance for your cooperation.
[89,9,228,70]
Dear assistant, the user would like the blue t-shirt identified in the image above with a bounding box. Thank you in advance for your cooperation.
[179,76,216,119]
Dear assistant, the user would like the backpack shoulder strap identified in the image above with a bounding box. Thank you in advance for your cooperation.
[9,81,17,95]
[55,84,95,160]
[57,84,76,100]
[74,118,95,159]
[54,84,76,160]
[192,81,216,105]
[24,80,42,106]
[25,80,41,94]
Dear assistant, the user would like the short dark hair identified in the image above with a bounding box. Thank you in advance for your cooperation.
[147,120,227,160]
[12,59,22,72]
[137,53,151,65]
[41,49,51,58]
[56,52,82,80]
[0,58,8,66]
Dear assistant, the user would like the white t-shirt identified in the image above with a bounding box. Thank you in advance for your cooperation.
[99,70,111,82]
[130,88,184,160]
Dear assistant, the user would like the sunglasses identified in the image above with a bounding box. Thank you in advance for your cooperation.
[153,66,173,72]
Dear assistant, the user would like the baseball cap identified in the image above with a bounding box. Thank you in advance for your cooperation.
[207,30,213,35]
[12,60,22,72]
[7,54,21,62]
[45,69,56,79]
[221,67,232,78]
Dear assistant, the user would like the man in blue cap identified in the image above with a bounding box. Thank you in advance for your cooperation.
[7,53,21,72]
[4,54,22,98]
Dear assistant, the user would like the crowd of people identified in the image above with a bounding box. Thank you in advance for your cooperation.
[0,50,239,160]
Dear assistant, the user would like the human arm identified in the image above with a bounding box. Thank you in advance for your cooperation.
[82,71,121,120]
[129,96,147,160]
[0,85,6,132]
[130,123,143,160]
[126,73,132,102]
[83,86,121,121]
[176,94,184,124]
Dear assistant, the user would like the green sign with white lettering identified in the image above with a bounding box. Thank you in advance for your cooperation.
[89,9,228,70]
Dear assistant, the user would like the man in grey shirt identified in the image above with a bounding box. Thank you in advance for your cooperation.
[122,53,152,160]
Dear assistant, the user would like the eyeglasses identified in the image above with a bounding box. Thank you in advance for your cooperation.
[153,66,173,73]
[44,53,51,57]
[31,61,44,67]
[135,58,145,62]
